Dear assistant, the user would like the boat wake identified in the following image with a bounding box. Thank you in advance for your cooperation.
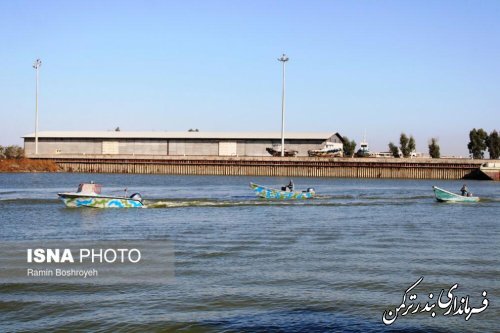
[0,198,59,205]
[143,198,427,208]
[145,200,289,208]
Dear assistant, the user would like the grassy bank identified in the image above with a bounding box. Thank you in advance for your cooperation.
[0,158,60,172]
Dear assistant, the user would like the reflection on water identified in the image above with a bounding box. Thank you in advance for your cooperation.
[0,173,499,332]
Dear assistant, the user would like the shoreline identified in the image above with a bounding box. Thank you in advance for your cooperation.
[0,158,60,173]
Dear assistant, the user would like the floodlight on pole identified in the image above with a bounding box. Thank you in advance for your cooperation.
[33,58,42,155]
[278,54,289,157]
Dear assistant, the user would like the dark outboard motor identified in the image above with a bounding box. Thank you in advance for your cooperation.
[130,193,143,203]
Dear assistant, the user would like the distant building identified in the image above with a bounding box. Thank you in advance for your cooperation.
[23,131,344,157]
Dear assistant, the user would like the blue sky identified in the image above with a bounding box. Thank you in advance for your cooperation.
[0,0,499,155]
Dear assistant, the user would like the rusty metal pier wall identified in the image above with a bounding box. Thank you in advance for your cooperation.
[31,155,487,180]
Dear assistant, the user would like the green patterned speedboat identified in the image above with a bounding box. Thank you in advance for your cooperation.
[250,182,315,200]
[432,186,479,203]
[58,183,144,208]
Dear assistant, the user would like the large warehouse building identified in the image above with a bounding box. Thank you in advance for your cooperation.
[23,131,344,157]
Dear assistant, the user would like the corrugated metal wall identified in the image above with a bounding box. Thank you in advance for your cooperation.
[50,157,481,180]
[24,138,325,157]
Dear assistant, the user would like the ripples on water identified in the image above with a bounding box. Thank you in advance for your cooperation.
[0,173,499,332]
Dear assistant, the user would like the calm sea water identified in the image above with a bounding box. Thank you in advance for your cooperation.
[0,173,499,332]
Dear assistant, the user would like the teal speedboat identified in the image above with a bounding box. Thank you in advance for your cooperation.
[250,182,315,200]
[432,186,479,203]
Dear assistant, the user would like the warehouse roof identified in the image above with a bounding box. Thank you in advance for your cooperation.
[23,131,342,140]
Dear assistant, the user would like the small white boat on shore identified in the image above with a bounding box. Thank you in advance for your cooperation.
[308,142,343,157]
[58,183,144,208]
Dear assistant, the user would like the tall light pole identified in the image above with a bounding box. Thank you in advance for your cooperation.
[278,54,289,157]
[33,59,42,155]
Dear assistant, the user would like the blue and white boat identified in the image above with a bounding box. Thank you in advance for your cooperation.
[250,182,315,200]
[58,183,144,208]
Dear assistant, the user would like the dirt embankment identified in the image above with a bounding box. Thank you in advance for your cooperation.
[0,159,60,172]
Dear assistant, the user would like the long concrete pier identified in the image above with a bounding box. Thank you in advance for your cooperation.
[29,154,492,179]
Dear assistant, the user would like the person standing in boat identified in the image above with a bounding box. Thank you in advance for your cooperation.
[460,184,469,196]
[287,179,294,192]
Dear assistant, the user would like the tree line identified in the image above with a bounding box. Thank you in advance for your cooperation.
[342,128,499,159]
[468,129,499,159]
[0,145,24,159]
[388,134,418,158]
[342,134,438,158]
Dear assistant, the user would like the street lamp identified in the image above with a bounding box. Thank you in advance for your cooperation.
[33,58,42,155]
[278,54,289,157]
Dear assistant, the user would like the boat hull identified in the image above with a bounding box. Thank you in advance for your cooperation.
[58,194,143,208]
[308,151,343,157]
[250,183,314,199]
[432,186,479,202]
[266,147,298,157]
[355,150,371,158]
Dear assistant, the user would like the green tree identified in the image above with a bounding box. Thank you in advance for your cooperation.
[486,130,500,159]
[4,145,24,159]
[388,142,400,157]
[399,133,411,157]
[342,136,356,157]
[18,146,24,158]
[467,128,488,159]
[0,145,5,159]
[428,138,440,158]
[408,136,416,156]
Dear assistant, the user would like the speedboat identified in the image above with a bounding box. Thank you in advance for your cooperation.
[250,182,315,199]
[58,183,144,208]
[432,186,479,203]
